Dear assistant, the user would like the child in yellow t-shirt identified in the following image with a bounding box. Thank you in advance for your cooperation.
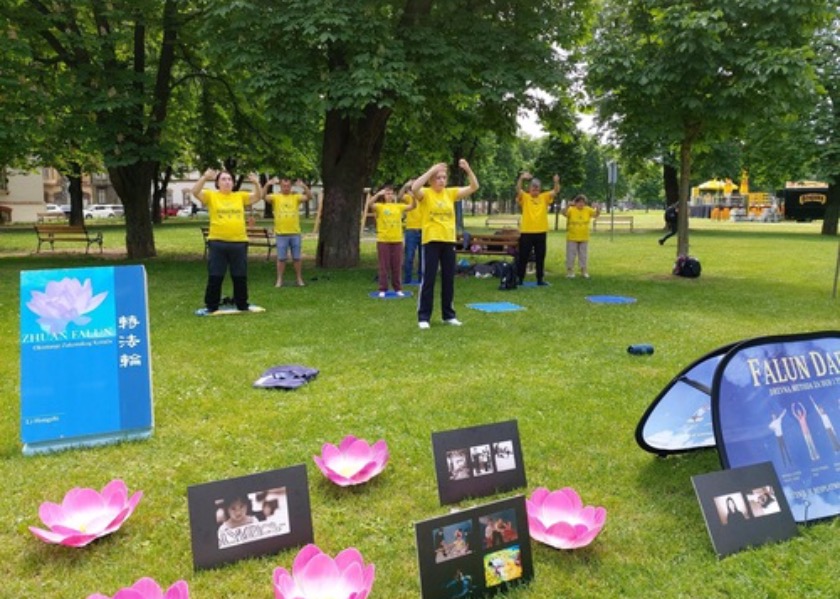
[561,195,600,278]
[364,183,416,296]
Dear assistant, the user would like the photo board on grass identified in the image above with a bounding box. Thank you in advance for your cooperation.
[432,420,526,505]
[187,465,313,570]
[414,495,533,599]
[19,266,153,455]
[692,462,797,558]
[713,331,840,523]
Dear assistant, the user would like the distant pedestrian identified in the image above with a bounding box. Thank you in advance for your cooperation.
[659,202,678,245]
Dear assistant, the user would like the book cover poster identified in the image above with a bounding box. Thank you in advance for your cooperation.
[714,331,840,522]
[415,495,533,599]
[20,266,153,454]
[432,420,526,505]
[692,462,797,558]
[187,465,313,571]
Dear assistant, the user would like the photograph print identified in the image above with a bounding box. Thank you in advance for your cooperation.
[478,508,518,549]
[432,519,474,563]
[188,465,313,570]
[432,421,526,505]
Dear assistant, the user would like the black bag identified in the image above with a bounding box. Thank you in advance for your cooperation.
[498,261,518,290]
[674,255,701,278]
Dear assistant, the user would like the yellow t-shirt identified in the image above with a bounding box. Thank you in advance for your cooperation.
[374,202,408,243]
[518,191,552,233]
[204,190,250,242]
[565,205,597,242]
[268,193,306,234]
[404,193,422,230]
[419,187,460,244]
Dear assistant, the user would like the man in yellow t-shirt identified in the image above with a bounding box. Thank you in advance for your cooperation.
[561,195,600,278]
[263,177,312,287]
[191,169,262,312]
[403,183,422,284]
[364,182,416,296]
[516,171,560,285]
[411,160,480,329]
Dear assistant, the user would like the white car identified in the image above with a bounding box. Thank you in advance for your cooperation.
[84,204,123,219]
[44,204,64,214]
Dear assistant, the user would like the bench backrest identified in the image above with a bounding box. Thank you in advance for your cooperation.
[35,225,90,234]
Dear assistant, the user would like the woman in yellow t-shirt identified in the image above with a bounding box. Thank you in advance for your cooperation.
[411,160,479,329]
[364,182,416,296]
[191,169,261,312]
[516,171,560,285]
[561,195,600,279]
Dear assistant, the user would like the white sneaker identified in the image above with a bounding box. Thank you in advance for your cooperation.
[566,273,575,279]
[583,273,590,279]
[444,318,463,326]
[418,321,430,330]
[378,291,386,298]
[396,291,406,297]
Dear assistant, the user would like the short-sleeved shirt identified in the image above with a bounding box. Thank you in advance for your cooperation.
[204,190,250,242]
[565,205,597,242]
[518,191,553,233]
[268,193,307,235]
[374,202,409,243]
[419,187,460,244]
[404,193,422,230]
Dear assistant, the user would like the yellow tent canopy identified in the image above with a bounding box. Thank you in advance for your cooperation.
[698,179,727,192]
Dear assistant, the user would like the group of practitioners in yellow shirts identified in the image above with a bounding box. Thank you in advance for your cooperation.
[192,164,602,323]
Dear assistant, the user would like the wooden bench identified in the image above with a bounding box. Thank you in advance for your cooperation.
[37,212,67,223]
[34,224,103,254]
[592,215,634,232]
[456,230,520,258]
[201,226,275,260]
[485,215,520,229]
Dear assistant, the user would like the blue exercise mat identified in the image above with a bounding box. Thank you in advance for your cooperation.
[195,305,266,316]
[586,295,637,304]
[368,290,414,299]
[519,281,550,288]
[467,302,526,313]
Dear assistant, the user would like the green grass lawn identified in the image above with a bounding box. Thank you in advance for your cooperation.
[1,214,838,598]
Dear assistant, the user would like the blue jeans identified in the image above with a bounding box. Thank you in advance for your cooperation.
[403,229,422,283]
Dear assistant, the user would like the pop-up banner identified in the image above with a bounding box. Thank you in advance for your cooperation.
[20,266,153,455]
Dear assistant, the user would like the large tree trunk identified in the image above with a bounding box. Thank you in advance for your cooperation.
[677,138,693,257]
[663,160,679,206]
[109,162,157,259]
[822,181,840,236]
[67,162,84,226]
[317,105,392,268]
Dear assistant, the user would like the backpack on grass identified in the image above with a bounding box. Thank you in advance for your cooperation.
[498,261,518,290]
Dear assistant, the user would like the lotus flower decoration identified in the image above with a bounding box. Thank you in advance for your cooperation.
[87,577,189,599]
[26,277,108,335]
[29,479,142,547]
[313,435,389,486]
[526,487,606,549]
[273,544,375,599]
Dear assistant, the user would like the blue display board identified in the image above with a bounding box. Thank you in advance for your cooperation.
[714,331,840,523]
[20,266,153,454]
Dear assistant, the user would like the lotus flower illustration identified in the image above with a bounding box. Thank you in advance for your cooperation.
[26,277,108,335]
[29,479,142,547]
[313,435,389,486]
[87,577,189,599]
[526,486,607,549]
[273,544,375,599]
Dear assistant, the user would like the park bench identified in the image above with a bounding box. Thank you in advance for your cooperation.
[201,226,275,260]
[34,224,103,254]
[485,215,520,229]
[456,230,520,258]
[37,212,67,223]
[592,215,634,232]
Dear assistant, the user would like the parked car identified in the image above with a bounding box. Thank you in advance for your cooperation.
[59,204,72,216]
[83,204,124,219]
[44,204,64,214]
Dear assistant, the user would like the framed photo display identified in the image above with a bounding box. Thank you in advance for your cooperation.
[415,495,533,599]
[187,465,313,570]
[432,420,526,505]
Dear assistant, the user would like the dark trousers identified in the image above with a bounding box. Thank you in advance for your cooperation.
[377,242,403,292]
[517,232,547,282]
[205,240,249,311]
[660,222,677,244]
[418,242,456,322]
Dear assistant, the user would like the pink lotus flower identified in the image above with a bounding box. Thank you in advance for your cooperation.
[29,479,142,547]
[526,487,607,549]
[313,435,388,486]
[273,544,375,599]
[26,277,108,335]
[87,577,189,599]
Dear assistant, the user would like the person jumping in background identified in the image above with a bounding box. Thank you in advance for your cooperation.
[515,171,560,286]
[659,202,678,245]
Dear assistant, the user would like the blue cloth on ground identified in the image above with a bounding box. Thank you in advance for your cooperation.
[467,302,525,313]
[586,295,637,304]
